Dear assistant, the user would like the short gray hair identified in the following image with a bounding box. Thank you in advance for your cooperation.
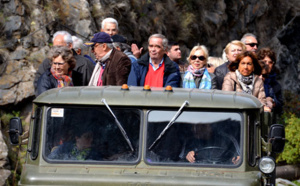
[113,42,131,52]
[241,33,257,44]
[148,34,168,50]
[72,36,84,50]
[48,46,76,70]
[106,43,114,49]
[52,31,73,46]
[101,17,118,30]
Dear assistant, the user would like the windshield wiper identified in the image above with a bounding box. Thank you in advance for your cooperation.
[149,100,189,150]
[101,99,134,151]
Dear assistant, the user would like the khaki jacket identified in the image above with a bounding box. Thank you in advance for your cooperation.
[222,72,266,105]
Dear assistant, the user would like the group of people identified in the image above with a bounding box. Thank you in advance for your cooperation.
[35,18,283,161]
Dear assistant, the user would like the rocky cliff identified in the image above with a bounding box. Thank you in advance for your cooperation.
[0,0,299,184]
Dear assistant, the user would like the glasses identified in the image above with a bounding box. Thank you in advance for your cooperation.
[190,55,206,61]
[245,43,259,47]
[52,62,65,66]
[263,60,274,65]
[91,43,103,50]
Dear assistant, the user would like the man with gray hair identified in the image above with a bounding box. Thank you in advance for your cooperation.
[84,32,131,86]
[127,34,181,87]
[72,35,95,65]
[111,34,137,63]
[101,17,118,37]
[241,33,259,53]
[34,31,95,94]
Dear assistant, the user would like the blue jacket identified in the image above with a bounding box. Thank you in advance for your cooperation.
[127,53,181,87]
[264,73,283,115]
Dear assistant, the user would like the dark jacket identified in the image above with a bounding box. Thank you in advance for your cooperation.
[34,49,94,92]
[214,61,230,90]
[264,73,283,115]
[101,48,131,85]
[36,70,82,97]
[127,53,181,87]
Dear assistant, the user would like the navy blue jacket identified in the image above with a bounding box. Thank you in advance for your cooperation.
[36,70,82,97]
[264,73,283,115]
[127,53,181,87]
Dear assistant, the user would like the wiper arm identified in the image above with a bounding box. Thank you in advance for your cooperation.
[149,100,189,150]
[101,99,134,151]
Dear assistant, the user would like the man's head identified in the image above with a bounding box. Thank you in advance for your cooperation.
[148,34,168,62]
[72,36,84,55]
[111,34,129,52]
[241,33,258,53]
[167,41,182,63]
[84,32,113,60]
[101,17,118,37]
[52,31,73,49]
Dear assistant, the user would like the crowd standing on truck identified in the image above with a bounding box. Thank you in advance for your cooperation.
[34,17,283,116]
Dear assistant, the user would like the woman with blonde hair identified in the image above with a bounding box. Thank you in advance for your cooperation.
[214,40,246,89]
[183,45,217,89]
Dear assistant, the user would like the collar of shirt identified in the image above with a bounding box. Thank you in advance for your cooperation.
[149,57,164,71]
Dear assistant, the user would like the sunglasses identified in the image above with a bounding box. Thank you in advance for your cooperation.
[190,55,206,61]
[245,43,259,47]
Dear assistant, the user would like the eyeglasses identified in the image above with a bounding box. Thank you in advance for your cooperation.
[91,43,103,50]
[263,60,274,65]
[52,62,65,66]
[245,43,259,47]
[190,55,206,61]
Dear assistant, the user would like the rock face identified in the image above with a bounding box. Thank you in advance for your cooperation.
[0,129,11,186]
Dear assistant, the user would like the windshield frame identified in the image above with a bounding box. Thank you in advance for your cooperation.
[42,105,143,165]
[144,108,244,168]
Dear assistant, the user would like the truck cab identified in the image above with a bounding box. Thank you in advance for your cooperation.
[9,85,285,185]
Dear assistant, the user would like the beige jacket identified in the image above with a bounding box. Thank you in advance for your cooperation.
[222,72,266,105]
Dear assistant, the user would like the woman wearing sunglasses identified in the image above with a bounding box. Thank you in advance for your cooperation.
[36,46,82,96]
[222,51,271,111]
[257,48,283,117]
[182,45,217,89]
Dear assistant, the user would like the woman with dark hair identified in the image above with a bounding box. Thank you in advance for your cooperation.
[36,46,81,96]
[222,51,270,111]
[257,48,283,116]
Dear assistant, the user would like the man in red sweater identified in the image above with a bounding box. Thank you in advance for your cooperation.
[127,34,181,87]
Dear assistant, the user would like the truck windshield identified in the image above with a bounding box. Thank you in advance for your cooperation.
[44,107,140,163]
[146,110,242,166]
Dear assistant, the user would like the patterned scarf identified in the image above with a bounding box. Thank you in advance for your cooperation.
[235,70,254,94]
[50,68,73,88]
[70,143,91,160]
[183,65,212,89]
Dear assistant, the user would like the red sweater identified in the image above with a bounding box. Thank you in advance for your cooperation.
[144,62,165,87]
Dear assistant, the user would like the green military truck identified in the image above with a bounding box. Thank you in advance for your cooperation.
[9,85,285,186]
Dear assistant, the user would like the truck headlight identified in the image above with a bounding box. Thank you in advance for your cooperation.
[259,156,275,174]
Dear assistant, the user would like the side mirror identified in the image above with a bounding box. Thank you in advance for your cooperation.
[268,124,285,153]
[8,117,23,145]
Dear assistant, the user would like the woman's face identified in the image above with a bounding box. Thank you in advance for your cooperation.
[226,44,243,62]
[190,50,206,70]
[262,56,274,74]
[52,55,70,76]
[238,56,254,76]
